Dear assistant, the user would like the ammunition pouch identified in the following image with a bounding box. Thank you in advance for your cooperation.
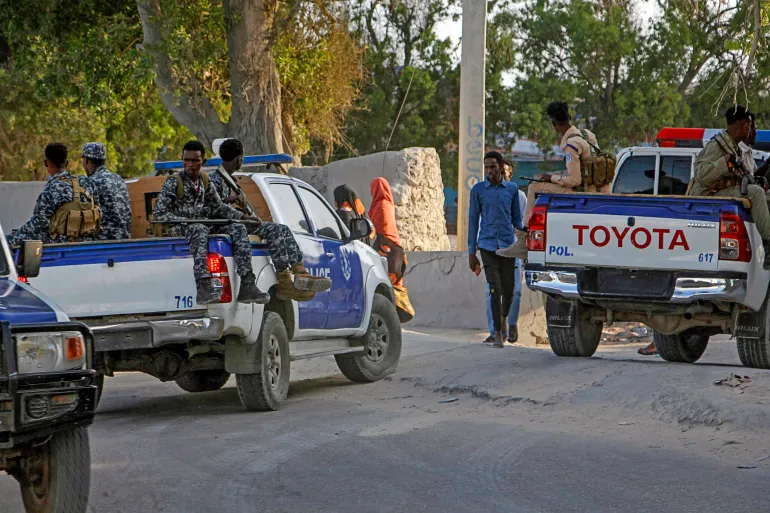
[49,176,102,240]
[707,176,741,194]
[567,131,617,188]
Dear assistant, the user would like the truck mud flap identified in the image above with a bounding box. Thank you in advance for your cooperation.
[734,302,767,339]
[546,299,576,328]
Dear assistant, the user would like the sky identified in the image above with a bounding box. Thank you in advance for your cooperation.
[435,1,659,52]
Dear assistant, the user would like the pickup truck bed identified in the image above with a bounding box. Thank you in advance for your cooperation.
[525,192,770,369]
[21,170,400,412]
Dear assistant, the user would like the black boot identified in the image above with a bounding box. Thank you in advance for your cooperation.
[763,241,770,270]
[196,278,222,305]
[237,272,271,304]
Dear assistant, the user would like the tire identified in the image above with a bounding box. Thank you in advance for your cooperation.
[737,338,770,369]
[653,329,709,363]
[235,312,290,411]
[175,370,231,393]
[546,297,602,357]
[336,294,402,383]
[18,427,90,513]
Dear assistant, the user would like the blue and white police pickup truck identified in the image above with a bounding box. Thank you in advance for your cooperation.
[25,154,401,412]
[525,189,770,369]
[0,225,97,512]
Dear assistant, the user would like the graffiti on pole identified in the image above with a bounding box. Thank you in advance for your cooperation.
[465,115,484,191]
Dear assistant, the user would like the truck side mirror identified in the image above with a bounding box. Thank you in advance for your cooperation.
[348,218,373,242]
[18,240,43,278]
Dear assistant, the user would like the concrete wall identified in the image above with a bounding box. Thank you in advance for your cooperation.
[0,182,45,231]
[403,251,547,346]
[291,148,450,251]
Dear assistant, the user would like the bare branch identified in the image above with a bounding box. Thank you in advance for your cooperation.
[746,0,761,76]
[135,0,227,149]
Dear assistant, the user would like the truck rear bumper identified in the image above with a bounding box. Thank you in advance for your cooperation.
[89,315,225,352]
[526,269,748,304]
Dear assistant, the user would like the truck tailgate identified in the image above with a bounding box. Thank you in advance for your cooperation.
[26,237,264,319]
[542,195,730,272]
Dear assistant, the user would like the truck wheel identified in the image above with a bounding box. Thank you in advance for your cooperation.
[653,330,709,363]
[336,294,402,383]
[737,338,770,369]
[175,370,231,393]
[546,298,602,357]
[235,312,290,411]
[18,427,90,513]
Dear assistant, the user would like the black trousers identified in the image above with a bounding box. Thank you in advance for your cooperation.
[480,249,516,333]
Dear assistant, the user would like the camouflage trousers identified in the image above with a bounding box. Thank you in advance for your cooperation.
[184,223,253,280]
[251,222,304,272]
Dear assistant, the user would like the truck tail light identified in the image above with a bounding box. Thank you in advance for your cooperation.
[207,253,233,303]
[719,211,751,262]
[527,205,548,252]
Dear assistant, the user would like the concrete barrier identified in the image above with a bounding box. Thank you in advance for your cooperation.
[0,182,45,231]
[403,251,547,346]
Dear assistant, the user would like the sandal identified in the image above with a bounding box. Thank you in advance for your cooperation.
[637,342,657,356]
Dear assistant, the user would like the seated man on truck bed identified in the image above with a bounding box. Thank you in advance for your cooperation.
[7,142,101,247]
[210,138,332,301]
[153,140,271,305]
[497,101,605,260]
[688,105,770,268]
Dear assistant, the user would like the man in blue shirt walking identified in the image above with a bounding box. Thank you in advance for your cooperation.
[468,151,524,348]
[484,160,526,343]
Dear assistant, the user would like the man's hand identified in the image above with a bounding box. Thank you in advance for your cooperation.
[241,215,262,227]
[469,254,480,273]
[225,194,240,204]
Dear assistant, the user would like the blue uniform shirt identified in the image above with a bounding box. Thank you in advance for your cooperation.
[468,178,524,254]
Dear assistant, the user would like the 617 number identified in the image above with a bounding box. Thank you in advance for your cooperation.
[698,253,714,263]
[175,295,194,308]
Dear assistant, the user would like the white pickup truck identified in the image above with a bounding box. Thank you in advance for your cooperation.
[21,156,401,411]
[525,191,770,369]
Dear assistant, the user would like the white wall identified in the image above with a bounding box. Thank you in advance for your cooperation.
[0,182,45,232]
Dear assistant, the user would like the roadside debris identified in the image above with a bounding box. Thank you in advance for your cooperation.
[438,397,458,403]
[601,322,652,344]
[714,374,751,389]
[756,455,770,462]
[737,465,757,469]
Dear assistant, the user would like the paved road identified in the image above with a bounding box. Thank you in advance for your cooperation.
[2,330,769,512]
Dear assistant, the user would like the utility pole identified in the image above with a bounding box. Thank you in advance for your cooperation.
[456,0,487,252]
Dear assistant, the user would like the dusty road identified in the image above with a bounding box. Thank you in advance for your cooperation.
[2,330,769,513]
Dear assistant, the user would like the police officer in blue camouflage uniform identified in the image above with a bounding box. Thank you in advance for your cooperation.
[8,143,100,247]
[80,142,132,240]
[153,140,270,305]
[211,138,332,300]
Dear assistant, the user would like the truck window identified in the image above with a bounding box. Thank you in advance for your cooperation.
[658,156,692,195]
[613,155,656,194]
[268,183,311,235]
[297,187,343,240]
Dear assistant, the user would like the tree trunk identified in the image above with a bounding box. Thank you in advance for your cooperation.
[136,0,227,150]
[746,0,761,77]
[223,0,284,155]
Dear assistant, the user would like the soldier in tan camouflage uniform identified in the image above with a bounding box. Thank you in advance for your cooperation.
[688,106,770,268]
[497,101,602,260]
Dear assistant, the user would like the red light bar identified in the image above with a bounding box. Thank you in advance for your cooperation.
[655,127,706,148]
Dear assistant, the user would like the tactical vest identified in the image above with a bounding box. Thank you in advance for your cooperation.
[565,130,617,189]
[150,172,209,237]
[49,176,102,240]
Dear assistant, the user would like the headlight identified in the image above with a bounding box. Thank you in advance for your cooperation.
[15,331,86,374]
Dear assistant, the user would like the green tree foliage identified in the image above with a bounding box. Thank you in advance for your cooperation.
[0,0,363,180]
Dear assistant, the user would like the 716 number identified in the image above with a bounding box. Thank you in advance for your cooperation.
[698,253,714,263]
[175,295,194,308]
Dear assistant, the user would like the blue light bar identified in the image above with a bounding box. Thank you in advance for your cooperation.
[153,153,294,171]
